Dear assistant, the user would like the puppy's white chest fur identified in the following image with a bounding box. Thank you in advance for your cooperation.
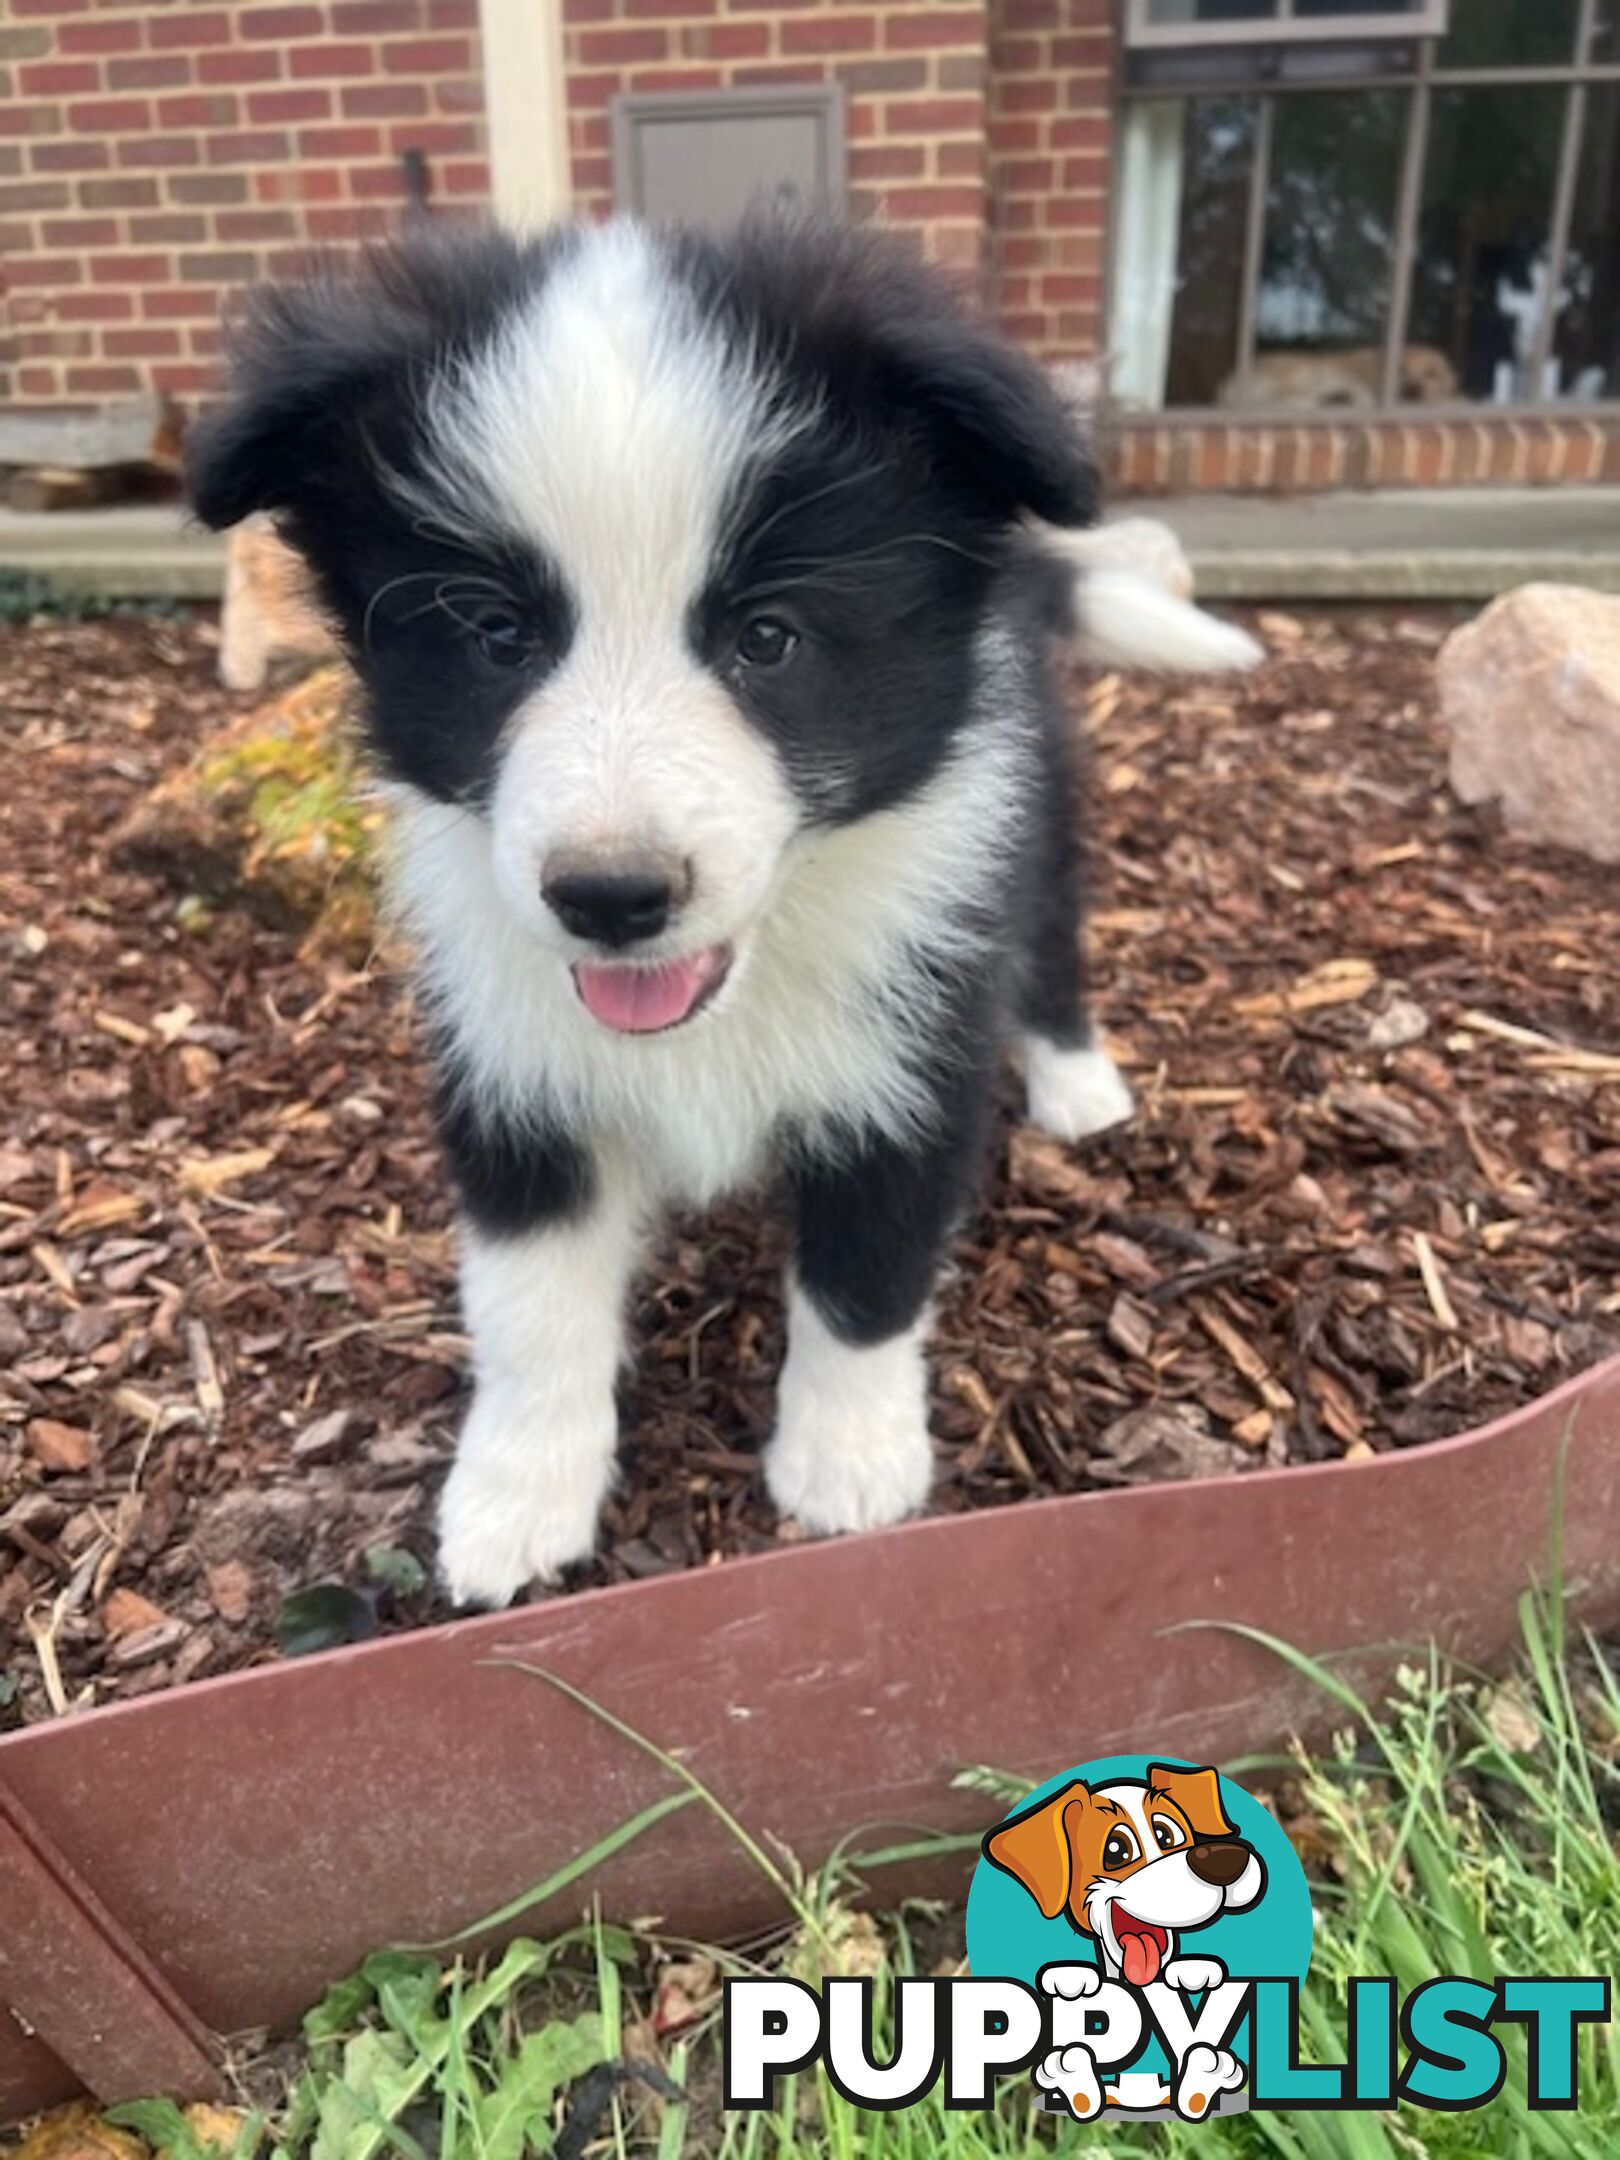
[386,690,1025,1205]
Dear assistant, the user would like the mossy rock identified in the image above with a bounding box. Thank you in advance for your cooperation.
[115,664,382,954]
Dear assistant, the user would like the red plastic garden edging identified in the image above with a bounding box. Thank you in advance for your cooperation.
[2,1354,1618,2124]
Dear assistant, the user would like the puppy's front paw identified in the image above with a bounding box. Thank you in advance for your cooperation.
[1041,1963,1103,1999]
[768,1297,934,1535]
[437,1398,613,1607]
[1024,1040,1134,1141]
[1174,2043,1244,2122]
[765,1405,933,1535]
[1163,1955,1227,1995]
[1035,2045,1103,2122]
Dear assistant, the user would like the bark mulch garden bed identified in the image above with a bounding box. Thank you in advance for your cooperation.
[2,605,1617,1727]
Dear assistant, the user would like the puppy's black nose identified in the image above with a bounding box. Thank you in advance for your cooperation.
[541,853,688,949]
[1187,1840,1251,1888]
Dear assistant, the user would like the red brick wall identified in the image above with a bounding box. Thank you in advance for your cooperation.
[559,0,1120,333]
[987,0,1110,360]
[562,0,993,278]
[0,0,488,408]
[1111,412,1620,494]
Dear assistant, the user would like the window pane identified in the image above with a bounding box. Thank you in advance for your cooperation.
[1406,86,1566,402]
[1294,0,1416,15]
[1556,87,1620,401]
[1161,98,1259,406]
[1591,2,1618,62]
[1219,90,1405,408]
[1435,0,1580,69]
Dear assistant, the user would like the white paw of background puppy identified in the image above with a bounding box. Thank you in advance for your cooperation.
[1036,2044,1103,2122]
[1175,2042,1245,2122]
[1163,1955,1227,1995]
[1024,1039,1135,1141]
[1041,1963,1103,1999]
[437,1395,614,1606]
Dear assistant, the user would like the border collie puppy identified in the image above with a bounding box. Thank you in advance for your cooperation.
[189,216,1164,1607]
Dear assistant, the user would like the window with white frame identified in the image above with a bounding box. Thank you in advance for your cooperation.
[1109,0,1620,412]
[1125,1,1449,50]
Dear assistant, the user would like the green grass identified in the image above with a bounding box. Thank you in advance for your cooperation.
[110,1587,1619,2160]
[0,570,183,623]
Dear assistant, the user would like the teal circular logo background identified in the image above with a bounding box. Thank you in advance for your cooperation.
[966,1753,1312,1998]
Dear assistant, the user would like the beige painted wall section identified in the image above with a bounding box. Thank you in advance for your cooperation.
[478,0,574,230]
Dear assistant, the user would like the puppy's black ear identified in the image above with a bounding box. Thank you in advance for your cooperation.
[186,278,407,530]
[185,228,541,531]
[687,214,1098,529]
[875,313,1098,530]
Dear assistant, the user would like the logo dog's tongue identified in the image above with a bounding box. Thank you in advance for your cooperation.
[574,952,718,1034]
[1116,1917,1164,1987]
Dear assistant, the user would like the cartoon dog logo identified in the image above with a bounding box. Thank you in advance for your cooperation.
[983,1761,1267,2121]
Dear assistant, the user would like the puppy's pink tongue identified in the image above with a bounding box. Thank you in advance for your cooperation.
[573,949,723,1034]
[1120,1931,1161,1988]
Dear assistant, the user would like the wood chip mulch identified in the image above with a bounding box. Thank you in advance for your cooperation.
[2,606,1617,1725]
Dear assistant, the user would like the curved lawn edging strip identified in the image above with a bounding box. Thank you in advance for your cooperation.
[2,1353,1618,2122]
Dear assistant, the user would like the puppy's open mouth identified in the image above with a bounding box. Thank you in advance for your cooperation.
[1111,1909,1170,1988]
[572,942,732,1035]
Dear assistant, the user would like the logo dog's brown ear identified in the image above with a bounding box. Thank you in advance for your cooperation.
[1147,1763,1235,1842]
[982,1780,1089,1919]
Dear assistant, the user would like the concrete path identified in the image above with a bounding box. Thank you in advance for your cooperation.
[0,502,224,600]
[1,488,1617,604]
[1160,486,1620,600]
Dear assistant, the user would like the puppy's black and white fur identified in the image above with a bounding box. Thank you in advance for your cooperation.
[190,215,1167,1607]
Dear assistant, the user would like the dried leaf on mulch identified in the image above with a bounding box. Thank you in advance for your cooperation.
[0,606,1616,1724]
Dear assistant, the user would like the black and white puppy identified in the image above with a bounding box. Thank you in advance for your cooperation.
[189,215,1170,1607]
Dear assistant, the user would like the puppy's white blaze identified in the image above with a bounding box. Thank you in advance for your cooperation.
[427,223,805,605]
[765,1287,934,1535]
[1076,568,1264,675]
[436,1174,641,1606]
[416,225,814,959]
[384,628,1027,1206]
[486,645,799,966]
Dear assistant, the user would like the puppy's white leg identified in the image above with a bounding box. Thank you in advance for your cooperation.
[1023,1032,1134,1141]
[764,1286,934,1535]
[438,1176,640,1607]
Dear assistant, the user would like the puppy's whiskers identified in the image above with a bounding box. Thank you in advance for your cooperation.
[362,570,519,648]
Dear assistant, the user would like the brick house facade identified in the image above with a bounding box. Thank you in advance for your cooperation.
[0,0,1112,407]
[3,0,1618,493]
[0,0,489,407]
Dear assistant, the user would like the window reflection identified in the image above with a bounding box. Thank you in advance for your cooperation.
[1222,91,1406,409]
[1108,11,1620,410]
[1407,87,1565,403]
[1435,0,1580,70]
[1559,85,1620,400]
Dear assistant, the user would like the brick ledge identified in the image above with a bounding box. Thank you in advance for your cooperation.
[1109,412,1620,495]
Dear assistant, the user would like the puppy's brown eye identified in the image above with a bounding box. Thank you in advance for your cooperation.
[465,603,534,669]
[1152,1816,1185,1853]
[736,615,799,668]
[1103,1829,1139,1870]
